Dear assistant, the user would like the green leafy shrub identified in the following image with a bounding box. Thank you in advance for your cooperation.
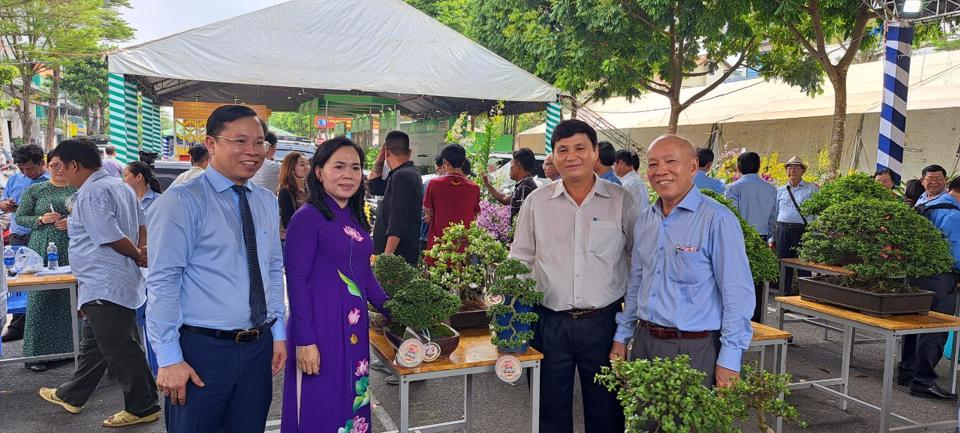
[384,278,461,337]
[799,198,952,282]
[701,189,779,283]
[800,172,899,216]
[595,356,804,433]
[424,222,508,308]
[486,259,544,350]
[372,254,419,297]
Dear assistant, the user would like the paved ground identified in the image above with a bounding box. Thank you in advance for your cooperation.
[2,299,960,433]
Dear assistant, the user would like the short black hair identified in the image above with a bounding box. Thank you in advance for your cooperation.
[513,148,536,173]
[904,179,924,202]
[737,152,761,175]
[384,131,411,155]
[187,145,209,165]
[462,159,473,176]
[949,176,960,193]
[922,164,947,178]
[265,131,278,146]
[440,144,467,169]
[206,105,260,137]
[50,138,101,170]
[874,168,893,178]
[550,119,597,149]
[614,149,639,169]
[13,144,45,165]
[697,147,715,168]
[434,155,444,168]
[597,141,616,167]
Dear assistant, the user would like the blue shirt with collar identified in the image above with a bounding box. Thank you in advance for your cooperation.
[3,171,51,236]
[599,169,622,185]
[146,166,286,368]
[615,187,755,372]
[776,181,819,224]
[916,191,945,208]
[139,189,159,216]
[694,170,725,194]
[725,174,778,237]
[921,193,960,271]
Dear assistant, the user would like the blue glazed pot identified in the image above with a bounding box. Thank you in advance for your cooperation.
[495,295,534,354]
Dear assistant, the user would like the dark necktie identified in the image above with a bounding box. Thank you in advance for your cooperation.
[232,185,267,328]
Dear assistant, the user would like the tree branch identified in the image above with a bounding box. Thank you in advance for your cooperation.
[683,69,712,78]
[679,37,756,111]
[808,0,829,61]
[617,0,670,38]
[837,4,871,68]
[638,80,670,97]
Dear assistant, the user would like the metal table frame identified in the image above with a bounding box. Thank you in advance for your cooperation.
[371,346,542,433]
[777,298,960,433]
[747,331,790,433]
[779,259,881,345]
[0,276,79,368]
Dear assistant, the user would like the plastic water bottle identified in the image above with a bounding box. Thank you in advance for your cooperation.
[46,242,58,270]
[3,245,14,274]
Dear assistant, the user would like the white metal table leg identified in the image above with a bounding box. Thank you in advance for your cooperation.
[880,334,896,433]
[531,361,541,433]
[399,376,410,433]
[840,324,854,411]
[464,374,474,432]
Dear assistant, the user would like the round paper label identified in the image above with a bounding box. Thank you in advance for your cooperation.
[396,338,425,368]
[484,293,504,307]
[423,342,441,362]
[495,355,523,383]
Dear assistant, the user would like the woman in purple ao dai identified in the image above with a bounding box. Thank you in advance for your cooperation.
[281,137,389,433]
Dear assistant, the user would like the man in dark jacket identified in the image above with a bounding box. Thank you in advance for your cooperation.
[368,131,423,266]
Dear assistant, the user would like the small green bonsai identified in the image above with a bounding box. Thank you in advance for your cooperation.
[701,189,779,283]
[595,356,804,433]
[486,259,543,350]
[424,222,508,309]
[384,278,461,339]
[800,172,899,216]
[800,198,952,288]
[372,254,419,297]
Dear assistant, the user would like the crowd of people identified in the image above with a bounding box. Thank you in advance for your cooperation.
[0,104,954,432]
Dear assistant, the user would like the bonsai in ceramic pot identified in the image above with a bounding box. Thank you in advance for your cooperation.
[370,254,418,331]
[424,222,508,329]
[799,172,900,217]
[798,197,953,315]
[486,259,543,353]
[384,278,462,357]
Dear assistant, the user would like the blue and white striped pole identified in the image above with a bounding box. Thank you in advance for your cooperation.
[544,102,561,153]
[877,21,913,186]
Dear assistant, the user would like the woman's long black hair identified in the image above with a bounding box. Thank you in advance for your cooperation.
[126,161,163,194]
[306,137,370,231]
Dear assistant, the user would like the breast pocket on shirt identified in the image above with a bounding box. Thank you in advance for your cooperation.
[670,249,710,285]
[588,220,625,262]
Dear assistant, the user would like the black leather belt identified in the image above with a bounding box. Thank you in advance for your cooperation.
[552,301,620,320]
[777,222,806,229]
[181,318,277,344]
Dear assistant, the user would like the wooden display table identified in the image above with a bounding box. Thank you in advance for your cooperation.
[777,296,960,433]
[1,273,79,367]
[370,328,544,433]
[749,322,792,433]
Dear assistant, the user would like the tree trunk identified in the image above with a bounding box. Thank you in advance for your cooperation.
[667,94,681,134]
[44,67,61,150]
[97,100,106,134]
[827,74,847,179]
[17,72,34,146]
[84,106,93,136]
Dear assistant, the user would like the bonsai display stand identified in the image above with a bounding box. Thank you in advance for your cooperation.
[778,258,881,346]
[370,328,544,433]
[776,296,960,433]
[747,322,791,433]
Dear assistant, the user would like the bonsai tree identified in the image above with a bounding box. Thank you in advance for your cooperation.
[720,363,805,433]
[424,222,508,309]
[701,189,779,284]
[800,172,899,217]
[799,198,953,289]
[486,259,543,352]
[595,356,804,433]
[384,278,461,339]
[372,253,418,298]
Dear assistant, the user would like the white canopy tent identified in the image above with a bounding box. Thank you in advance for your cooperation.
[106,0,559,162]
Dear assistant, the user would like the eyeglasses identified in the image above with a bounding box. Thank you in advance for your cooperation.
[48,162,64,171]
[214,135,267,150]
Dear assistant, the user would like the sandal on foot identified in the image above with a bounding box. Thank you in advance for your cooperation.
[38,388,83,414]
[102,410,160,428]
